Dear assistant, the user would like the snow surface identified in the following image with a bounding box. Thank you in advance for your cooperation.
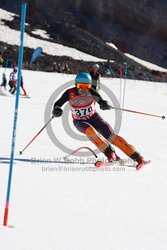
[106,42,118,50]
[125,53,167,72]
[31,29,51,40]
[107,44,167,72]
[0,68,167,250]
[0,8,17,22]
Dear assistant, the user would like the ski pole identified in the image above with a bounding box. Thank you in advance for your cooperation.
[19,116,54,155]
[113,107,165,119]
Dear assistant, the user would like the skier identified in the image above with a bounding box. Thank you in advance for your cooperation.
[1,73,7,89]
[52,72,146,169]
[8,67,27,96]
[89,64,100,90]
[8,67,17,94]
[20,75,27,96]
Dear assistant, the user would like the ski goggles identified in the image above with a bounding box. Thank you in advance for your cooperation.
[77,83,91,90]
[93,69,98,72]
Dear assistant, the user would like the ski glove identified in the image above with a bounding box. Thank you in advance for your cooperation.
[99,100,113,110]
[52,106,63,117]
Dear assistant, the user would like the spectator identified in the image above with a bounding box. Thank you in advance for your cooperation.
[8,67,18,94]
[8,67,27,96]
[20,75,27,96]
[89,64,100,90]
[52,62,58,72]
[0,54,4,67]
[104,69,112,78]
[1,73,7,89]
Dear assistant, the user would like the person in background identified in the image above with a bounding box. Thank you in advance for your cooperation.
[89,64,100,90]
[1,73,7,89]
[20,75,27,96]
[8,67,17,94]
[52,62,58,72]
[0,53,3,67]
[52,72,146,170]
[8,67,27,96]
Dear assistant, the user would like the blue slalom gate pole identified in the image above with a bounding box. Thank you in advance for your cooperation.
[3,3,26,226]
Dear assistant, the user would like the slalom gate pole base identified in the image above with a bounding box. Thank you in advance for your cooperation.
[3,207,9,226]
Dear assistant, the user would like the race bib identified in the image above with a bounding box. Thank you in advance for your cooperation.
[71,103,95,119]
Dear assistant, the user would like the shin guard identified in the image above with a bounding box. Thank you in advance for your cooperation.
[85,126,109,153]
[109,135,137,157]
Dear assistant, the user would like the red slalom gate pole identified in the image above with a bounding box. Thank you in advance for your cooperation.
[19,116,54,155]
[114,107,165,119]
[66,146,98,158]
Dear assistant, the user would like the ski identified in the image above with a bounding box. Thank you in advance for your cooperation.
[13,93,31,98]
[136,160,151,170]
[95,159,151,170]
[20,94,31,98]
[95,160,119,168]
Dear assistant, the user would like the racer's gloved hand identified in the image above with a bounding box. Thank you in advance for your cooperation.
[99,100,113,110]
[52,106,63,117]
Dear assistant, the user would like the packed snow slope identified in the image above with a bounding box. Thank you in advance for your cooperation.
[0,68,167,250]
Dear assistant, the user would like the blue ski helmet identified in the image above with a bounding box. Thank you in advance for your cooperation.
[75,72,92,85]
